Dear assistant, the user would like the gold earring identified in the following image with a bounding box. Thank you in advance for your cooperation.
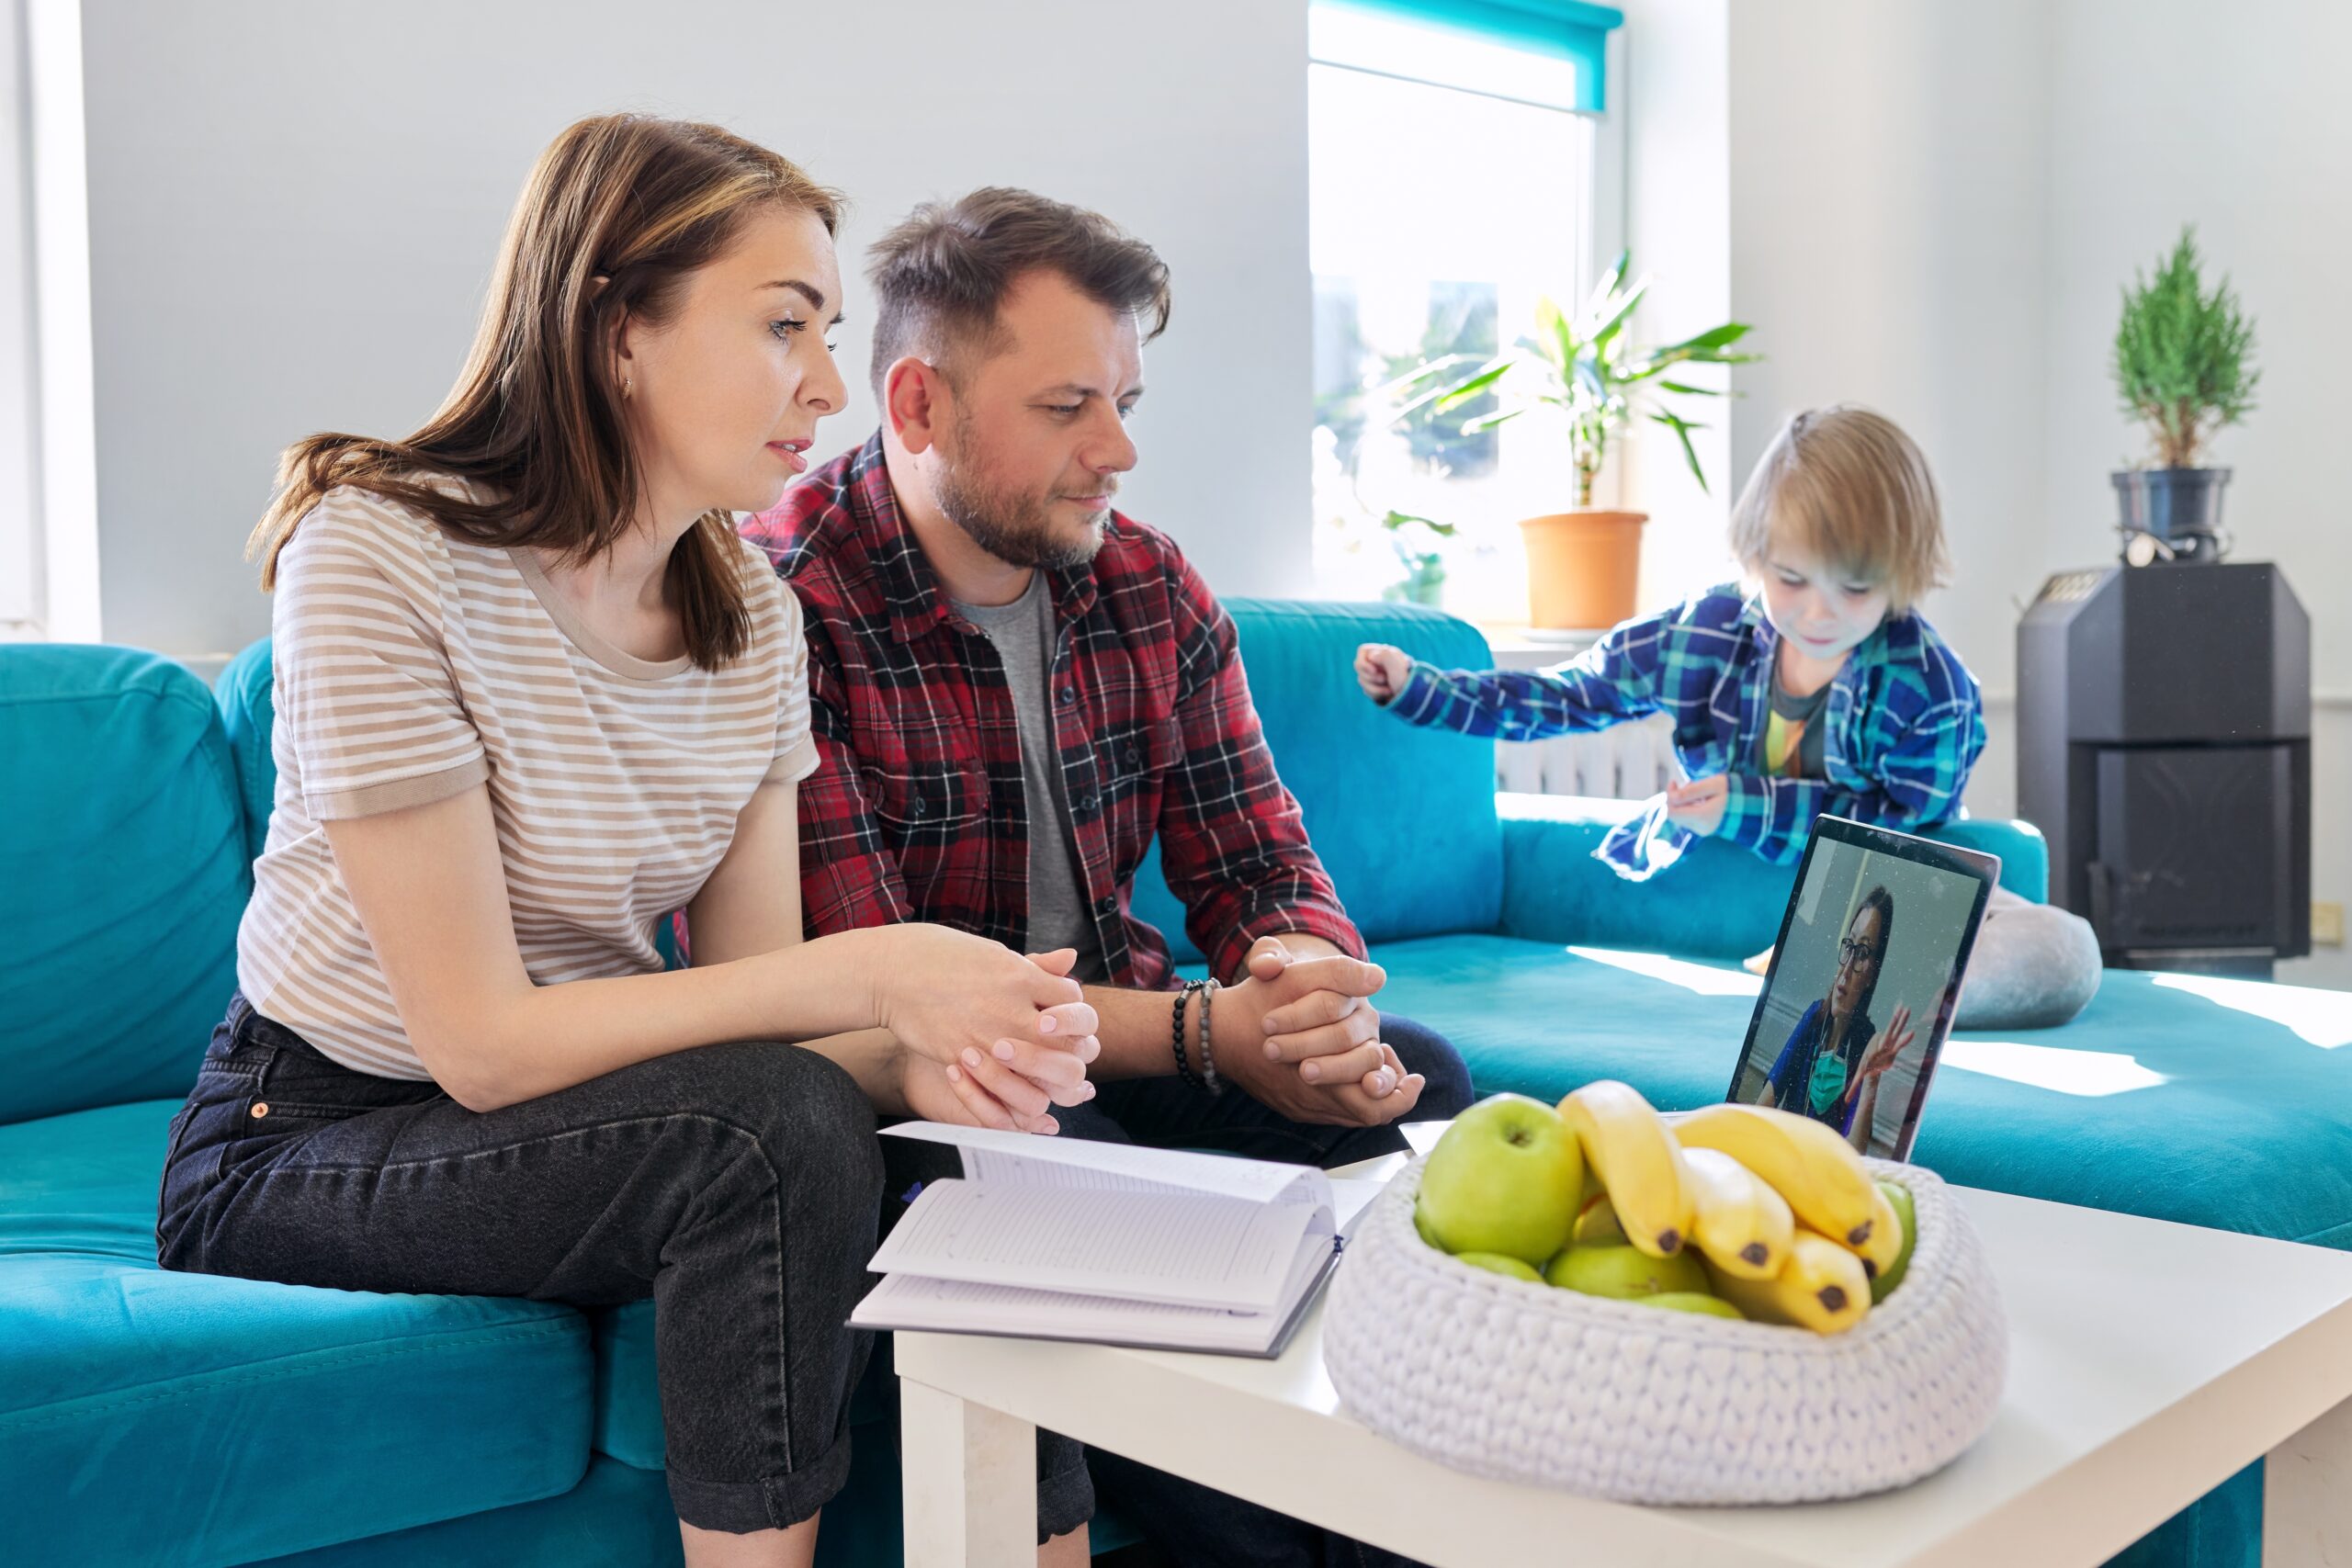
[622,375,633,399]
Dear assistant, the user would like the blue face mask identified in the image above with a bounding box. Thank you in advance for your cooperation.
[1807,1048,1849,1116]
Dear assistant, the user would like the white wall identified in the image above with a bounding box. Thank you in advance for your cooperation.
[1615,0,2052,830]
[2041,0,2352,988]
[76,0,1314,665]
[1723,0,2054,832]
[1714,0,2352,987]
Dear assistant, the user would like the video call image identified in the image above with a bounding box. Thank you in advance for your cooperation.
[1731,838,1984,1160]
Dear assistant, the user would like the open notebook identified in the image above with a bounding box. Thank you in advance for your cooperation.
[852,1122,1373,1358]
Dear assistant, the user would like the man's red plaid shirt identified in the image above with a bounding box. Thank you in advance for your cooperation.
[738,434,1364,991]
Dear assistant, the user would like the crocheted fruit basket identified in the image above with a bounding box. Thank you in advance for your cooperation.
[1322,1156,2007,1505]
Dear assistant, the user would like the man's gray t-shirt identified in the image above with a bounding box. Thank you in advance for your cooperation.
[951,575,1107,982]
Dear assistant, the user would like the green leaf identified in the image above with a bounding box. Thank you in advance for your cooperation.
[1585,276,1651,351]
[1650,321,1754,358]
[1583,249,1630,320]
[1651,379,1724,396]
[1369,353,1480,402]
[1533,296,1578,375]
[1459,408,1526,434]
[1430,358,1517,411]
[1390,353,1512,422]
[1380,509,1457,538]
[1649,410,1711,493]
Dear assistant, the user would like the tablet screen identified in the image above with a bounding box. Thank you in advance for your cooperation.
[1726,819,1997,1161]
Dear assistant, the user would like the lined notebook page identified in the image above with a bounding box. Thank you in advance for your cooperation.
[868,1183,1318,1312]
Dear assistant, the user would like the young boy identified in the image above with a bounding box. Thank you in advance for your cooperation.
[1357,405,1986,881]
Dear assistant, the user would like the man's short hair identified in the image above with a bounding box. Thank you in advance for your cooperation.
[865,186,1172,400]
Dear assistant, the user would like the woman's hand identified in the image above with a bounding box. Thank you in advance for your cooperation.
[1856,1004,1915,1084]
[897,1050,1070,1135]
[861,928,1099,1108]
[1355,643,1414,705]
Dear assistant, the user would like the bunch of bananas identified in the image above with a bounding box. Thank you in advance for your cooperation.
[1413,1083,1918,1336]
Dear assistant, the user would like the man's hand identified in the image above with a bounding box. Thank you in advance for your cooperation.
[1238,937,1385,1082]
[1355,643,1414,705]
[1208,937,1425,1126]
[1664,773,1729,837]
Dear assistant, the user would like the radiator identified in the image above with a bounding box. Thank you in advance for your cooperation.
[1481,634,1679,800]
[1496,713,1679,799]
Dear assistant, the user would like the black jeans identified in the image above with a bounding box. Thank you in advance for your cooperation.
[878,1012,1475,1566]
[157,997,1473,1558]
[155,995,886,1534]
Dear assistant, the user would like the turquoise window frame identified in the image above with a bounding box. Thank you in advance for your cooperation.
[1314,0,1624,113]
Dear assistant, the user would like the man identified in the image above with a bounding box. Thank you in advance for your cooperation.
[743,187,1470,1566]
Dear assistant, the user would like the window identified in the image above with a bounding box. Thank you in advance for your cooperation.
[1307,0,1621,625]
[1,0,38,637]
[5,0,99,643]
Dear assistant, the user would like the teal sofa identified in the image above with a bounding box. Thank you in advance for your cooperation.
[7,600,2344,1564]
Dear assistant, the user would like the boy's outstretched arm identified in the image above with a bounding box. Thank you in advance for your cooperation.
[1366,615,1672,742]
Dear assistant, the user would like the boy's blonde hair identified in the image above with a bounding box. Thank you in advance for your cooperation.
[1727,405,1950,613]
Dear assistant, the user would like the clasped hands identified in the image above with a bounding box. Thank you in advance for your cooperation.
[884,930,1424,1135]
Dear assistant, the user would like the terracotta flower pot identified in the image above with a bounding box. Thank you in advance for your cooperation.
[1519,509,1647,631]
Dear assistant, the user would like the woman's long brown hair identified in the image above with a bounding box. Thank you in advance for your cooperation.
[249,114,842,668]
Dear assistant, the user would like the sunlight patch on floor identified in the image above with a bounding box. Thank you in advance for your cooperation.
[1940,1039,2166,1097]
[2152,973,2352,1049]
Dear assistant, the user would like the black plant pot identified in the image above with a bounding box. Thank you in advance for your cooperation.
[2112,467,2232,562]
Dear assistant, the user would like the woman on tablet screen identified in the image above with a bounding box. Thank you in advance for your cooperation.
[1754,886,1916,1153]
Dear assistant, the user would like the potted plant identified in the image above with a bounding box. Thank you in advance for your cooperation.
[1377,510,1454,607]
[2111,225,2258,563]
[1395,251,1756,629]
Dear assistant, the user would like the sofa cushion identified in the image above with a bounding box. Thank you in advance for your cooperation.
[0,1099,595,1564]
[216,636,278,866]
[1133,600,1504,964]
[0,646,248,1124]
[1371,932,2352,1246]
[1496,793,2051,961]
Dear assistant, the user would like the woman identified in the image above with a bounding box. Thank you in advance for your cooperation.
[155,115,1098,1568]
[1755,886,1915,1153]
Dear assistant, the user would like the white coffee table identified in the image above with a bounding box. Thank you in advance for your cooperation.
[895,1150,2352,1567]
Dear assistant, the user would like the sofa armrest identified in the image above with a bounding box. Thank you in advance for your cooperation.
[1497,794,2051,961]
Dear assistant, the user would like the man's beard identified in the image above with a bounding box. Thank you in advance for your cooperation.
[934,423,1111,571]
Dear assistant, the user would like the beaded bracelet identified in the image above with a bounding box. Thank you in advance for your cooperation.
[1170,979,1205,1090]
[1197,978,1226,1097]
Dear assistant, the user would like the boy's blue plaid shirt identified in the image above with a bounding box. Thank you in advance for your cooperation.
[1385,586,1986,880]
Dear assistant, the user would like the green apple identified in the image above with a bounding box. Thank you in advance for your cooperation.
[1572,1190,1628,1246]
[1453,1251,1544,1282]
[1635,1291,1745,1320]
[1871,1180,1918,1303]
[1544,1242,1709,1299]
[1413,1094,1584,1265]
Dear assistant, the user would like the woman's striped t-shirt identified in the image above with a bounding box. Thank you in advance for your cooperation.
[237,483,816,1079]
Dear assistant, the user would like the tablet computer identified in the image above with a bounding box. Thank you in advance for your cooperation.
[1724,817,1999,1161]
